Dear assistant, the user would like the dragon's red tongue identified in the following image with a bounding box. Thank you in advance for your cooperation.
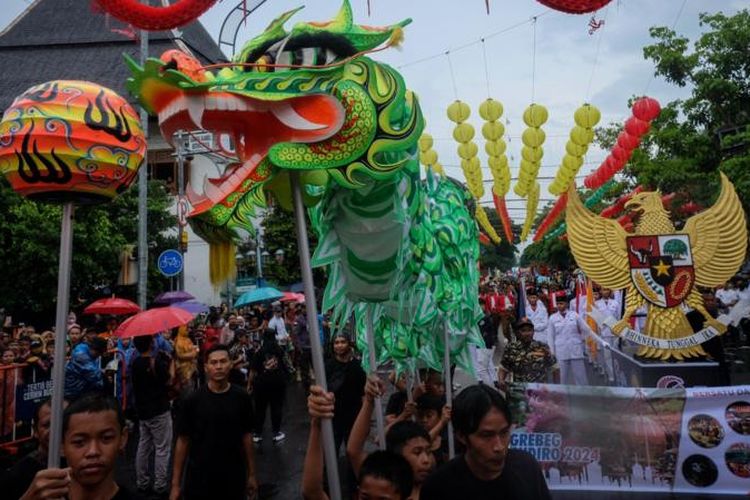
[187,156,264,216]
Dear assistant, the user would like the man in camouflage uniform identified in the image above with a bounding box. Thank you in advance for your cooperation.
[499,318,557,387]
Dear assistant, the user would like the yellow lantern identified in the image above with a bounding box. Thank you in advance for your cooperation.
[573,103,601,129]
[523,104,549,128]
[476,206,501,244]
[453,123,475,143]
[562,154,584,171]
[522,128,546,148]
[481,121,505,141]
[447,100,471,123]
[565,140,588,157]
[485,140,507,157]
[458,142,479,160]
[418,133,434,152]
[479,98,504,122]
[419,149,438,166]
[570,125,594,146]
[522,146,544,163]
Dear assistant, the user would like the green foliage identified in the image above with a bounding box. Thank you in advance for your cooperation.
[630,9,750,216]
[0,178,176,324]
[478,205,518,271]
[520,236,574,270]
[260,204,322,286]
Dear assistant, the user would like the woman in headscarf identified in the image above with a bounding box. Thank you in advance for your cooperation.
[174,325,198,393]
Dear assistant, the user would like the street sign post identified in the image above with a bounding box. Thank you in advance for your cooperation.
[157,249,184,278]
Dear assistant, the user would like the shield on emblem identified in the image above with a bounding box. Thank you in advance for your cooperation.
[627,234,695,308]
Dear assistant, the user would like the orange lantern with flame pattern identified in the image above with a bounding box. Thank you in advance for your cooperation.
[0,80,145,203]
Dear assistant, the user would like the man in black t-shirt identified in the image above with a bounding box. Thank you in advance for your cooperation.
[421,384,551,500]
[324,332,366,453]
[172,344,258,500]
[131,335,172,495]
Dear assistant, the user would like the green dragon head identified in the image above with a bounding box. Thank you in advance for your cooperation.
[126,1,422,263]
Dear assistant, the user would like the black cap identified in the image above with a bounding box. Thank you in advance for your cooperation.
[516,318,534,330]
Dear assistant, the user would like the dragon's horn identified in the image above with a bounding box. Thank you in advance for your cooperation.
[263,5,305,40]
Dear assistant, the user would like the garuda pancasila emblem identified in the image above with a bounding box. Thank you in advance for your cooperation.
[566,173,747,360]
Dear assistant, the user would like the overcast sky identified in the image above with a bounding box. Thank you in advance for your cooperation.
[1,0,745,231]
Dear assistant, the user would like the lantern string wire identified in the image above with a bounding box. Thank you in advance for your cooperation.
[643,0,688,95]
[481,39,491,98]
[584,4,611,102]
[445,51,459,100]
[531,16,537,103]
[397,10,552,70]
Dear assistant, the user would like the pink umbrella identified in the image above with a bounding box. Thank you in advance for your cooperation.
[114,306,194,338]
[83,297,141,316]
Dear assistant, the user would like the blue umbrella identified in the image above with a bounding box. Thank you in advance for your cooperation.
[173,300,209,315]
[235,287,284,307]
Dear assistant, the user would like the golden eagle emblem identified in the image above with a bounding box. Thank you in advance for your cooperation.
[566,173,747,360]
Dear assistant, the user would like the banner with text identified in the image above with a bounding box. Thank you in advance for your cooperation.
[508,384,750,495]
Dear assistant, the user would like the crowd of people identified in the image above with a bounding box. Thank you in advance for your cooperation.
[0,267,747,499]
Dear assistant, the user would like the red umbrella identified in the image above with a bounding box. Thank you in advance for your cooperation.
[280,292,304,303]
[83,297,141,316]
[114,306,194,338]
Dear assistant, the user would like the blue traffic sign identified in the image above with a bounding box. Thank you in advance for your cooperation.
[157,249,183,277]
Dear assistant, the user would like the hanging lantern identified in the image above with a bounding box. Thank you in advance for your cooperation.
[585,98,661,189]
[0,80,145,203]
[536,0,613,14]
[617,131,640,151]
[418,133,445,177]
[492,192,514,243]
[632,97,662,122]
[93,0,219,31]
[624,116,650,137]
[549,104,600,195]
[514,104,548,197]
[475,206,501,244]
[448,100,484,199]
[520,181,540,241]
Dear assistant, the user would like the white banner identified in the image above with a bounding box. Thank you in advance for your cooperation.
[587,308,730,350]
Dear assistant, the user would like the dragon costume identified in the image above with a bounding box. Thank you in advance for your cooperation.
[126,0,483,371]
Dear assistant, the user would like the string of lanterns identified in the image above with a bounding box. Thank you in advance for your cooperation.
[584,97,661,189]
[514,104,548,197]
[418,133,445,176]
[548,104,600,195]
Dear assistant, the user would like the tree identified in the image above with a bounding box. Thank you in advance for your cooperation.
[0,178,176,325]
[478,205,518,271]
[602,10,750,221]
[260,204,323,286]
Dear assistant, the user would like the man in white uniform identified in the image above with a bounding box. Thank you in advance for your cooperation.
[595,288,621,382]
[525,289,549,344]
[547,296,593,386]
[267,304,289,345]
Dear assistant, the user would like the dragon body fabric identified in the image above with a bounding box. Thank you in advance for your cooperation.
[126,1,484,371]
[566,174,747,361]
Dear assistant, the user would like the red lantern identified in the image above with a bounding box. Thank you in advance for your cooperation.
[624,117,650,137]
[536,0,613,14]
[611,145,631,163]
[93,0,217,31]
[632,97,661,122]
[0,81,145,203]
[617,131,640,151]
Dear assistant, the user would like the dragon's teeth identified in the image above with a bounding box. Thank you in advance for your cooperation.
[187,95,204,127]
[272,103,327,131]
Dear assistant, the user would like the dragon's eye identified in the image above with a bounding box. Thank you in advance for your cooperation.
[246,37,343,73]
[275,47,338,67]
